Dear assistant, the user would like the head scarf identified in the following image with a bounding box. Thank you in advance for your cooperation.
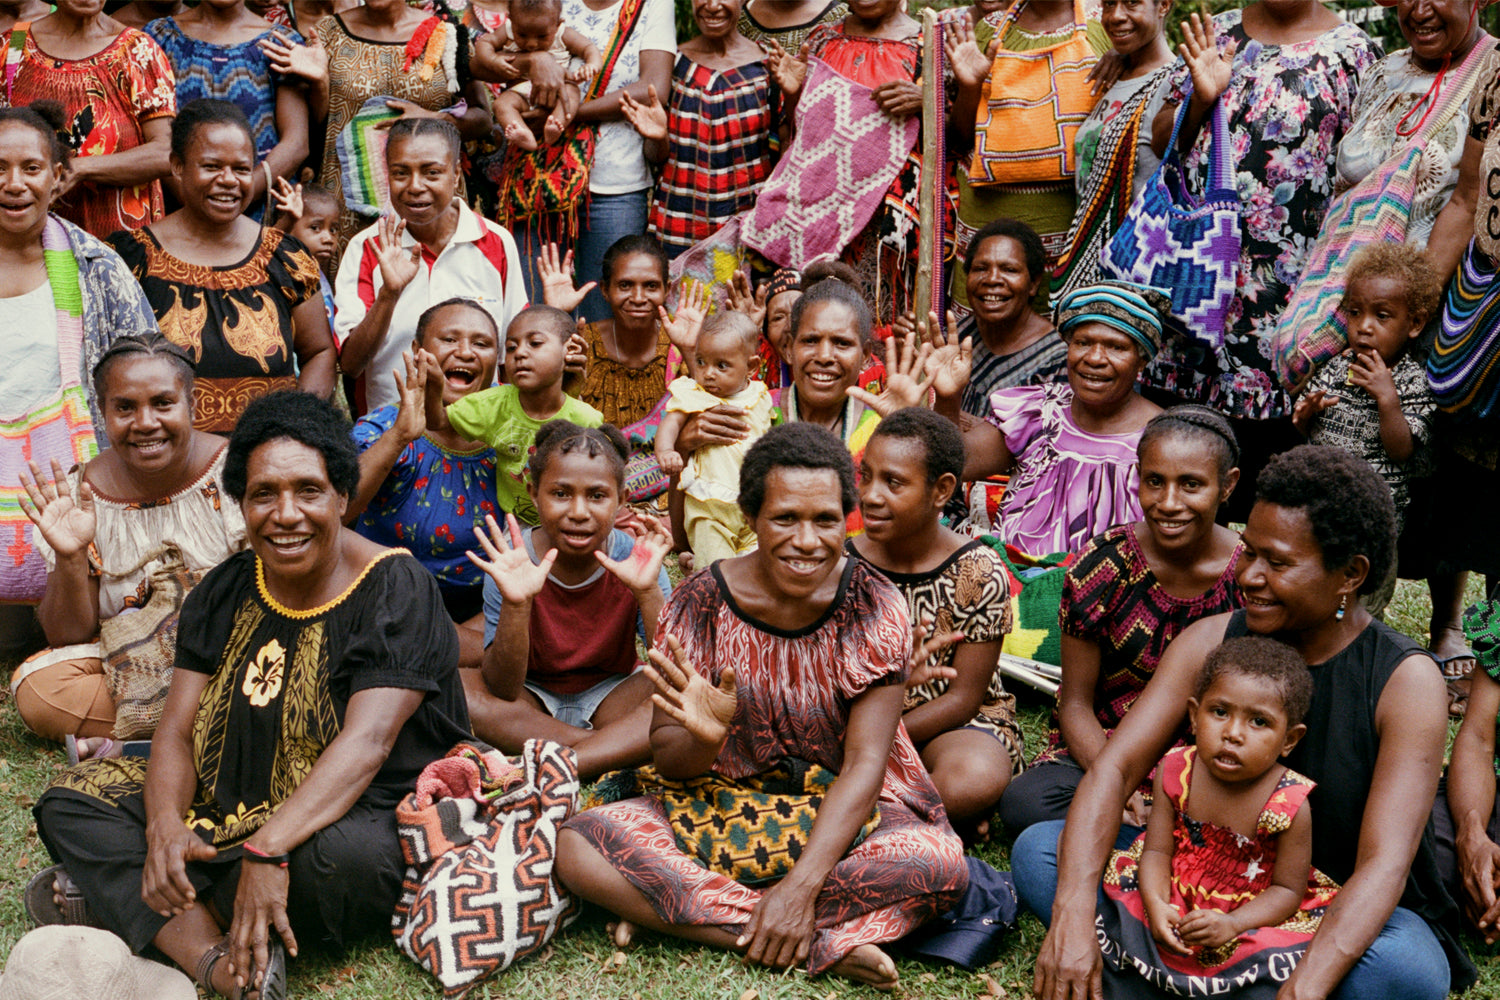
[762,267,802,302]
[1056,280,1170,362]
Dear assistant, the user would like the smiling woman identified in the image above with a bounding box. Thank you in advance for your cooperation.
[107,99,336,434]
[10,335,246,748]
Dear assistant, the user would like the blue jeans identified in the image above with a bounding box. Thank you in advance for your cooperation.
[1011,820,1451,1000]
[575,189,650,322]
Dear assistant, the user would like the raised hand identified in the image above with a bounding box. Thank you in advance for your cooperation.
[373,214,421,296]
[724,269,768,330]
[660,280,711,355]
[538,242,596,312]
[259,29,327,84]
[644,634,737,747]
[1179,12,1232,106]
[465,513,556,604]
[392,350,428,446]
[923,310,972,401]
[847,328,933,417]
[596,514,671,594]
[1290,388,1338,435]
[619,84,668,142]
[270,176,304,223]
[944,15,991,90]
[764,39,809,98]
[19,458,95,559]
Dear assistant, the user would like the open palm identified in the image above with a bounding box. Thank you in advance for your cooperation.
[20,459,95,558]
[661,281,711,355]
[596,517,670,593]
[645,635,737,747]
[466,514,555,604]
[923,311,972,401]
[538,243,596,312]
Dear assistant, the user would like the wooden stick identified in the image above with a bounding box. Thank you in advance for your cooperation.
[914,6,939,333]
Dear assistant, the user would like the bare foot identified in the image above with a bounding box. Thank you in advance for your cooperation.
[543,110,567,145]
[677,552,695,574]
[829,944,898,991]
[973,817,991,843]
[503,120,539,152]
[606,920,636,948]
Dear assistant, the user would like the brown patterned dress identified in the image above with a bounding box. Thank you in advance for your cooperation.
[576,321,676,427]
[108,227,323,433]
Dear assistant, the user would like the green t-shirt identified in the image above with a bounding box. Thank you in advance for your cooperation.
[447,385,604,525]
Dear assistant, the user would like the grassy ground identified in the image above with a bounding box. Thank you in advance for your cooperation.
[2,578,1499,997]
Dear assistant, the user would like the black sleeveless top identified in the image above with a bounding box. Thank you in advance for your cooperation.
[1224,611,1476,990]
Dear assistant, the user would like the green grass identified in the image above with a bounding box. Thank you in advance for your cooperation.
[3,577,1500,996]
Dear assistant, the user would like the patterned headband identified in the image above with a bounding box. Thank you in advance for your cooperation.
[1056,281,1170,362]
[762,268,802,301]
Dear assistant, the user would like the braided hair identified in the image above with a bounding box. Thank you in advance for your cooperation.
[92,334,197,403]
[527,420,630,491]
[1138,404,1240,481]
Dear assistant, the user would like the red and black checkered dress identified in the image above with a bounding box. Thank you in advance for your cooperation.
[648,54,775,254]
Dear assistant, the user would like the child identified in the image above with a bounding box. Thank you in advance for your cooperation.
[439,304,603,525]
[1096,637,1339,998]
[348,298,503,661]
[270,178,339,322]
[1292,243,1439,527]
[489,0,601,150]
[655,311,774,564]
[467,421,671,780]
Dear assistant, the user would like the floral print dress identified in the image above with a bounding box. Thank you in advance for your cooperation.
[1144,10,1380,420]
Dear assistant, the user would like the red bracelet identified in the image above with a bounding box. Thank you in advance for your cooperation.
[242,843,290,868]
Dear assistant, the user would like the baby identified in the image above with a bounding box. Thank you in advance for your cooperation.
[656,311,775,564]
[489,0,602,150]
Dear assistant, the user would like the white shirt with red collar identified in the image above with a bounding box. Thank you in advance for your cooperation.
[334,200,527,412]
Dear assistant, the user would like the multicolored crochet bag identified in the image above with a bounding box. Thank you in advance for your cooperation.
[1098,83,1240,348]
[1272,40,1490,395]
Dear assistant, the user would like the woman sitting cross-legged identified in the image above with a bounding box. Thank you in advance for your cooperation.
[931,280,1165,557]
[845,407,1023,839]
[29,390,473,1000]
[557,422,969,993]
[464,421,672,781]
[12,335,246,751]
[999,405,1245,834]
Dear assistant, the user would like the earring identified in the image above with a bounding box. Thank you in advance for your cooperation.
[1335,595,1347,622]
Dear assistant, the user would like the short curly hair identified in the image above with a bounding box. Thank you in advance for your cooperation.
[1254,445,1396,595]
[171,98,253,162]
[962,217,1047,282]
[222,391,359,502]
[739,423,858,519]
[527,420,629,491]
[1195,636,1314,730]
[788,278,874,350]
[1344,242,1442,323]
[870,407,965,485]
[601,233,669,286]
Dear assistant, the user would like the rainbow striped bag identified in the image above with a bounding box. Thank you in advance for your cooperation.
[335,97,402,217]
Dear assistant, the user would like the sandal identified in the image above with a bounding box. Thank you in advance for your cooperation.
[1439,653,1476,719]
[195,937,287,1000]
[23,864,101,928]
[65,735,120,766]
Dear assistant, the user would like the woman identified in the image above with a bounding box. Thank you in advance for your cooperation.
[261,0,491,254]
[557,422,968,992]
[947,0,1109,317]
[29,389,473,999]
[998,405,1243,833]
[954,217,1066,418]
[108,100,336,434]
[1025,445,1473,1000]
[1145,4,1380,521]
[848,406,1022,835]
[540,235,697,428]
[621,0,774,260]
[562,0,675,321]
[933,280,1166,558]
[737,0,846,54]
[766,0,923,324]
[5,0,176,239]
[145,0,311,217]
[250,0,359,35]
[1051,0,1174,304]
[11,335,246,747]
[0,102,159,608]
[0,1,49,33]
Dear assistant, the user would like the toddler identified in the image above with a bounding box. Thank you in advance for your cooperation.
[270,178,340,321]
[437,304,603,524]
[1096,637,1339,997]
[655,311,774,564]
[1292,243,1439,526]
[489,0,602,150]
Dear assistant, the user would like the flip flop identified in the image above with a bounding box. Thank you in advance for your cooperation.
[194,938,286,1000]
[1438,653,1476,719]
[24,864,101,928]
[65,735,119,766]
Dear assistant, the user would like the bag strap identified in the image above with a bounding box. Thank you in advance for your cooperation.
[1164,78,1236,197]
[587,0,645,101]
[1402,38,1493,148]
[4,21,30,104]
